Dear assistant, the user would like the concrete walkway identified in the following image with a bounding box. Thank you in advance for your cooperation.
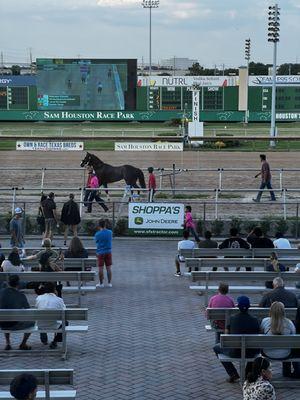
[0,238,299,399]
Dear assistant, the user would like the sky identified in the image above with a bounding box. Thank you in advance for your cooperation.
[0,0,299,67]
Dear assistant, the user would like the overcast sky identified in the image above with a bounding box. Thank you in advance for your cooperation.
[1,0,299,67]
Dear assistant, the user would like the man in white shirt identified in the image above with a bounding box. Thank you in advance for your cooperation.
[35,282,65,349]
[273,232,292,249]
[174,230,195,277]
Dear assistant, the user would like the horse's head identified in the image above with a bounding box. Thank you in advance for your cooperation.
[80,152,92,167]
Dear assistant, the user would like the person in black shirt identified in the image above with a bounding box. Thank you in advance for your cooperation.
[247,226,274,249]
[259,277,298,308]
[213,296,260,383]
[219,228,250,271]
[0,275,34,350]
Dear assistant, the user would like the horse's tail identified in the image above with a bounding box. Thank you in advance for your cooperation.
[137,169,146,189]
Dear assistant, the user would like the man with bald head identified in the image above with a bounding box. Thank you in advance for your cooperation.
[259,277,298,308]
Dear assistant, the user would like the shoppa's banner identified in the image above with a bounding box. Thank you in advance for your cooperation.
[16,141,84,151]
[128,203,184,236]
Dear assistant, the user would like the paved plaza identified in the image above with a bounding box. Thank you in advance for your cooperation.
[1,238,300,399]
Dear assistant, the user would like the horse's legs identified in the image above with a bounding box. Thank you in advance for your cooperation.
[131,182,141,197]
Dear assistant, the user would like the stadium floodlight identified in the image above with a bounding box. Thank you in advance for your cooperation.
[268,4,280,146]
[141,0,160,78]
[245,38,251,63]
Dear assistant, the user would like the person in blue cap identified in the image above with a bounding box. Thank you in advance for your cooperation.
[213,295,260,383]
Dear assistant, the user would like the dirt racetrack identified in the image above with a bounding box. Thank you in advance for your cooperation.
[0,150,300,219]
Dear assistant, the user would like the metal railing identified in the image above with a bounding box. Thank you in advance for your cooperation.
[1,186,300,220]
[1,165,300,192]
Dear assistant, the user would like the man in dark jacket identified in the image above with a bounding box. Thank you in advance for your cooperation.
[213,296,260,383]
[0,275,34,350]
[247,226,274,249]
[259,277,298,308]
[60,193,81,246]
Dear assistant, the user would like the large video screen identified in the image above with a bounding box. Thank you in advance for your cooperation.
[36,59,137,111]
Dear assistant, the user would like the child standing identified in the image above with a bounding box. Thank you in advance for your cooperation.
[147,167,156,202]
[184,205,200,243]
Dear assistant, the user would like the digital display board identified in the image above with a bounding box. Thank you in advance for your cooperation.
[36,59,137,111]
[0,87,7,109]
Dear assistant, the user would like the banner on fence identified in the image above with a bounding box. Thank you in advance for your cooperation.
[128,203,184,236]
[16,141,84,151]
[115,142,183,151]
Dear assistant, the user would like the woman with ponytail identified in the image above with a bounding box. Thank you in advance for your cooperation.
[243,357,275,399]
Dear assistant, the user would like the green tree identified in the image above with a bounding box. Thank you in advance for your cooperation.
[11,65,21,75]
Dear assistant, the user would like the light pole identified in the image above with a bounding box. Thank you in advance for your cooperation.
[142,0,159,78]
[244,38,251,124]
[268,4,280,147]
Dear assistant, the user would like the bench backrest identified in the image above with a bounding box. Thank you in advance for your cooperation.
[0,271,95,282]
[0,369,73,385]
[186,258,300,270]
[22,258,97,268]
[206,307,298,323]
[0,308,88,322]
[220,334,300,349]
[191,271,300,283]
[180,248,300,258]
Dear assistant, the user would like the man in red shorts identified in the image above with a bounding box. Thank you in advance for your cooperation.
[94,219,113,288]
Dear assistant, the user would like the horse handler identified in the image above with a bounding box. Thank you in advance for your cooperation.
[147,167,156,202]
[94,219,113,288]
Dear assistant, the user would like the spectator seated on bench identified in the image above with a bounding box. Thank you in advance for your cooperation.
[24,239,62,272]
[35,282,66,350]
[207,283,235,343]
[10,373,38,400]
[265,252,286,288]
[243,356,275,400]
[247,227,274,250]
[64,237,88,262]
[0,275,34,351]
[260,301,300,378]
[1,248,25,273]
[174,230,195,277]
[273,232,292,249]
[259,277,298,308]
[219,228,250,271]
[198,231,218,250]
[213,296,260,384]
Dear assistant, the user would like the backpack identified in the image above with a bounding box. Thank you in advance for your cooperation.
[39,250,53,269]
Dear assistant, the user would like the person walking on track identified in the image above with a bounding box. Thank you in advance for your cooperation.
[86,173,108,213]
[253,154,276,202]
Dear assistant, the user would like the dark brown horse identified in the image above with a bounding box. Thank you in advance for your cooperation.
[80,152,146,190]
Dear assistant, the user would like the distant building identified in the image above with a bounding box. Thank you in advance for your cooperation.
[160,57,198,71]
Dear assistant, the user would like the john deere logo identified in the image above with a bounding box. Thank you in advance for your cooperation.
[134,217,143,225]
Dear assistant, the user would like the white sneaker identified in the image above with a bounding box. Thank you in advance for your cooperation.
[107,283,113,288]
[96,283,105,288]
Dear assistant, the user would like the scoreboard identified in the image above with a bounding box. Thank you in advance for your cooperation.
[0,86,29,110]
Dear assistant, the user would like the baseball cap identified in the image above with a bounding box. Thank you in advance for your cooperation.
[237,296,250,311]
[14,207,22,214]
